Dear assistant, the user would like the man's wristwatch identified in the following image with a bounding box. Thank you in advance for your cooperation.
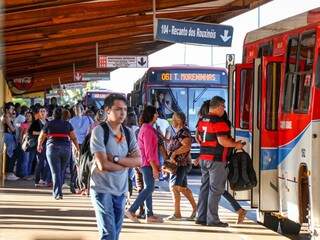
[112,155,120,163]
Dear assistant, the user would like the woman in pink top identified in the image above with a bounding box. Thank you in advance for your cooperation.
[126,105,163,224]
[20,111,34,178]
[20,111,33,143]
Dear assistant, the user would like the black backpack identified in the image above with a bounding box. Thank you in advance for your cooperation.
[227,150,257,191]
[77,122,131,190]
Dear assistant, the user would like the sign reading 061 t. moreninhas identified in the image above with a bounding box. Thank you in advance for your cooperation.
[155,18,233,47]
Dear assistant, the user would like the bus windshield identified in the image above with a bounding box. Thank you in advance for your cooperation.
[151,87,228,131]
[188,88,228,131]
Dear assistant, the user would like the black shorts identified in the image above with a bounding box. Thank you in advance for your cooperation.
[169,165,191,188]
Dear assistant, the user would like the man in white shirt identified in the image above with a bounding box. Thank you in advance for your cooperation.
[14,103,26,142]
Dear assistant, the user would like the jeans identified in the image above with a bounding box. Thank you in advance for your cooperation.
[129,166,155,217]
[27,149,37,175]
[63,152,77,190]
[197,161,228,224]
[223,190,241,212]
[128,168,135,196]
[90,189,126,240]
[69,154,77,190]
[46,144,71,198]
[158,152,165,180]
[5,148,18,173]
[35,146,49,184]
[15,145,25,177]
[16,146,29,177]
[17,145,36,177]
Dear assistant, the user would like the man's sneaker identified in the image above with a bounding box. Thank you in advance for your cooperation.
[195,220,207,225]
[6,173,19,181]
[146,215,163,224]
[35,180,46,187]
[54,195,63,200]
[237,208,247,224]
[207,221,229,228]
[125,211,140,223]
[39,179,46,185]
[165,214,182,221]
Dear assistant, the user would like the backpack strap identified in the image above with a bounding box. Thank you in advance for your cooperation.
[100,122,131,152]
[122,124,131,151]
[100,122,109,147]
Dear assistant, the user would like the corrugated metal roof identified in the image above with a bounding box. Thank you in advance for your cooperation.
[4,0,272,94]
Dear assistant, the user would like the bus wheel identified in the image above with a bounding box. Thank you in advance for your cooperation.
[280,218,301,235]
[263,212,279,232]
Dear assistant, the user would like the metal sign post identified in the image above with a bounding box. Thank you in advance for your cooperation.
[96,42,99,68]
[153,0,157,39]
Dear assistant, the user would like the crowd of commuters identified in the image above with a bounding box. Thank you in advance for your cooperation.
[2,94,248,240]
[2,98,101,194]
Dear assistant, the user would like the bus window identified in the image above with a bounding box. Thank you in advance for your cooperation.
[293,31,315,113]
[258,42,273,57]
[283,37,299,112]
[240,68,253,129]
[152,88,187,120]
[316,50,320,88]
[188,88,227,131]
[266,62,281,130]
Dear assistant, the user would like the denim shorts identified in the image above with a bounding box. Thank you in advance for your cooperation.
[169,165,191,188]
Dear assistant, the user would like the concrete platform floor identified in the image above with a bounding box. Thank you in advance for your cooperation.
[0,180,289,240]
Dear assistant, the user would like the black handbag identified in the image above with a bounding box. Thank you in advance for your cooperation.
[22,134,37,152]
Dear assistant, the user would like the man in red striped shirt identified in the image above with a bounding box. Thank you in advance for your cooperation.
[196,96,244,227]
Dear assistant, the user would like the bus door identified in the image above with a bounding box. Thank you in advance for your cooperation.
[251,58,261,208]
[311,44,320,235]
[230,63,254,201]
[259,56,284,212]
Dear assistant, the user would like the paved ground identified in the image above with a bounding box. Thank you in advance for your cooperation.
[0,176,290,240]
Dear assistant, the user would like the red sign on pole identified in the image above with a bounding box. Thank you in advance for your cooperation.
[97,55,108,68]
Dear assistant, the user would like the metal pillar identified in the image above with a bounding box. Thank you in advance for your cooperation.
[0,70,6,187]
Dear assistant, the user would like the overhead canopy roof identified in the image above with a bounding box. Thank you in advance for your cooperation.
[4,0,271,95]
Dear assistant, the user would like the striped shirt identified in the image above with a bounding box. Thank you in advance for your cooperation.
[197,114,230,162]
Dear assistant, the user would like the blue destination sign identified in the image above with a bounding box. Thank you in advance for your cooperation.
[155,18,233,47]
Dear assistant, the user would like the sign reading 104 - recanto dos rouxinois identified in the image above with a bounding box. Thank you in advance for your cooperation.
[155,18,233,47]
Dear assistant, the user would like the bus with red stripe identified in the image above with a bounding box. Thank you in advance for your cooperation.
[229,8,320,237]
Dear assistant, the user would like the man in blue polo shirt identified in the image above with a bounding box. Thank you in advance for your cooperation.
[70,103,93,147]
[90,94,141,240]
